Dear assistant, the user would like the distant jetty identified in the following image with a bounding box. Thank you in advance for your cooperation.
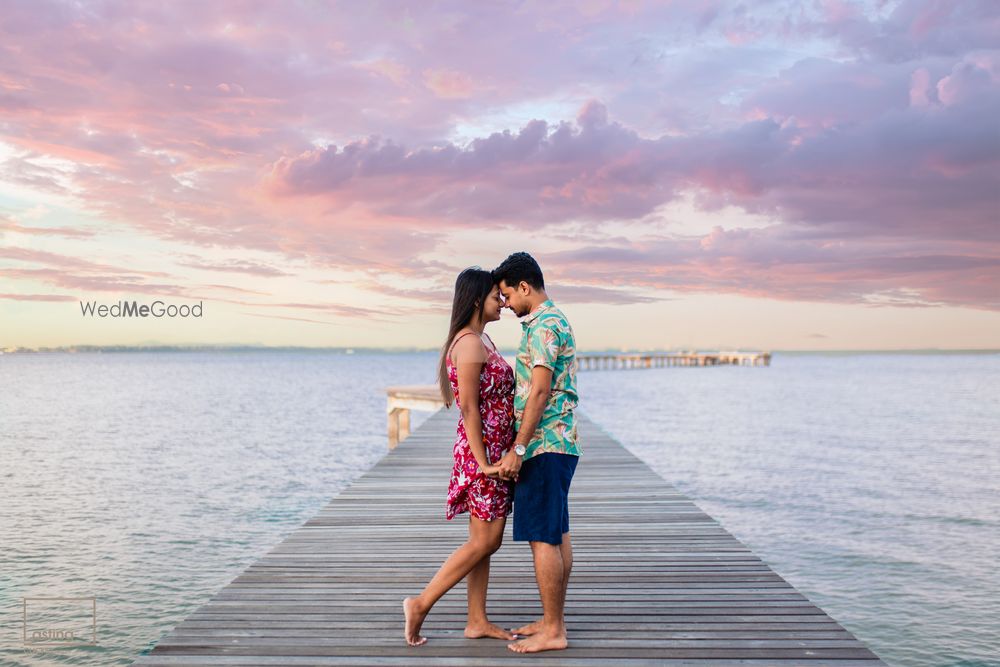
[578,350,771,370]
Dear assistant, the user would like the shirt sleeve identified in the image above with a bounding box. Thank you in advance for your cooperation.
[529,322,561,370]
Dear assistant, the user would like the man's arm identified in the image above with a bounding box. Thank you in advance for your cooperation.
[497,364,552,479]
[514,364,553,448]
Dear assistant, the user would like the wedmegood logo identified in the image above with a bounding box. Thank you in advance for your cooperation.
[80,300,204,318]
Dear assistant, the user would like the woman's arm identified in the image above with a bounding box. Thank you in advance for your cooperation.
[453,335,494,473]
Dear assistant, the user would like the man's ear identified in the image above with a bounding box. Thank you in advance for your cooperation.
[519,280,531,295]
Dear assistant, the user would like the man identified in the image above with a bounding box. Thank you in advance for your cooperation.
[493,251,580,654]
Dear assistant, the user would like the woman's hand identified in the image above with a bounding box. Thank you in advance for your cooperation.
[496,449,522,481]
[482,463,517,482]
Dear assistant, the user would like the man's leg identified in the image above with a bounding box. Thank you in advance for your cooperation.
[508,539,569,653]
[464,517,514,640]
[561,531,573,592]
[511,533,571,637]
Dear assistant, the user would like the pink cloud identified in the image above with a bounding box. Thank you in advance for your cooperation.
[423,69,477,98]
[0,0,996,317]
[937,51,999,106]
[0,292,78,302]
[266,87,998,246]
[0,247,172,277]
[0,218,96,238]
[225,299,395,321]
[807,0,999,61]
[241,311,338,326]
[544,227,1000,311]
[174,256,291,277]
[910,67,935,106]
[0,267,188,296]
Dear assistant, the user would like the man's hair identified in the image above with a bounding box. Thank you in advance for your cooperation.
[492,251,544,291]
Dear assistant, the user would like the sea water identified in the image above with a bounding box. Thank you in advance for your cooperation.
[0,351,997,666]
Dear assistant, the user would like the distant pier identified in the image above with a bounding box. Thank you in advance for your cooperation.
[578,351,771,371]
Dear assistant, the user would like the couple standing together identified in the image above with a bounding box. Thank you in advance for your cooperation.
[403,252,580,654]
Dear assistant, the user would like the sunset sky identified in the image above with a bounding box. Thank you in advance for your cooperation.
[1,0,998,351]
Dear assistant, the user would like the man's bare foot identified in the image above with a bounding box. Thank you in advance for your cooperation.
[403,597,428,646]
[508,631,568,653]
[510,618,543,636]
[464,621,514,640]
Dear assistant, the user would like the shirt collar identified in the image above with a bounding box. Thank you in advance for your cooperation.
[521,299,554,327]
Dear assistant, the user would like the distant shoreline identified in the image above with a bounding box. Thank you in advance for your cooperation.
[2,345,998,355]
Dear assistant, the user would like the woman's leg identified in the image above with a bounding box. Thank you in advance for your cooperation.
[464,516,513,639]
[403,514,506,645]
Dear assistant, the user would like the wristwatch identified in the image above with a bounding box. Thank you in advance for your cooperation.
[513,444,526,457]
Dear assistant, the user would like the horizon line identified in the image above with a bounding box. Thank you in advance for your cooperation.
[2,345,999,355]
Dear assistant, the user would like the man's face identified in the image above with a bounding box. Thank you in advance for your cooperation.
[498,279,531,317]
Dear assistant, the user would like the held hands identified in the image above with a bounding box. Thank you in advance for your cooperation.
[481,463,502,479]
[480,449,522,481]
[496,448,522,481]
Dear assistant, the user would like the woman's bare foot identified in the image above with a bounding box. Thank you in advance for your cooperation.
[403,597,428,646]
[510,618,543,636]
[508,630,568,653]
[464,620,515,640]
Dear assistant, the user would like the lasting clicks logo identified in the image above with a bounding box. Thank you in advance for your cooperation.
[22,597,97,653]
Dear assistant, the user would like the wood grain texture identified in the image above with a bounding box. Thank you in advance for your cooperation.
[134,409,885,666]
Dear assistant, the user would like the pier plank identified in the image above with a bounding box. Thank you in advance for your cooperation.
[134,409,885,666]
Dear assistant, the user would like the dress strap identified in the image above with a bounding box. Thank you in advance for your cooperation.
[481,331,498,354]
[447,331,482,363]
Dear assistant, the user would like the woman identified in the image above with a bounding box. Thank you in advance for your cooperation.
[403,267,516,646]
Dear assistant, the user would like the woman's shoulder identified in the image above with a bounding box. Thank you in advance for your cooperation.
[450,330,487,364]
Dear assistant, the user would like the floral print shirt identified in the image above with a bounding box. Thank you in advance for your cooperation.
[514,299,581,460]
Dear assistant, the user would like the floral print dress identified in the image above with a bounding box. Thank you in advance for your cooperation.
[445,331,515,521]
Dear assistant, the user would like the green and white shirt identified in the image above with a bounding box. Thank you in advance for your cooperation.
[514,299,580,460]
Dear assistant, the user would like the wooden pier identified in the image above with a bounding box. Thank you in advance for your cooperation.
[385,385,447,449]
[578,351,771,371]
[134,408,884,666]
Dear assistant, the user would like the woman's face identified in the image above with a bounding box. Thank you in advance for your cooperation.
[481,285,504,323]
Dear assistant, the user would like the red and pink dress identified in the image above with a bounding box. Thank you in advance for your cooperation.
[445,331,515,521]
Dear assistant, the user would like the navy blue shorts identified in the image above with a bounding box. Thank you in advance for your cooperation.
[513,452,579,545]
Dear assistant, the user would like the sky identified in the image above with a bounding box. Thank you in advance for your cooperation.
[1,0,998,351]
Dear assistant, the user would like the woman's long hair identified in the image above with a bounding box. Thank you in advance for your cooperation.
[439,267,495,406]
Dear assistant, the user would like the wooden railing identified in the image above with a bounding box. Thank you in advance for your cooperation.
[385,385,447,449]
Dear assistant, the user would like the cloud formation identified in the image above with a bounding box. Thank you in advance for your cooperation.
[0,0,996,319]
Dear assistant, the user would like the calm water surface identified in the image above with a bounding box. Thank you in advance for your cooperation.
[0,351,997,666]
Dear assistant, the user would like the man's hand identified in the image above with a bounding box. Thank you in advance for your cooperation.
[481,464,502,479]
[496,448,523,481]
